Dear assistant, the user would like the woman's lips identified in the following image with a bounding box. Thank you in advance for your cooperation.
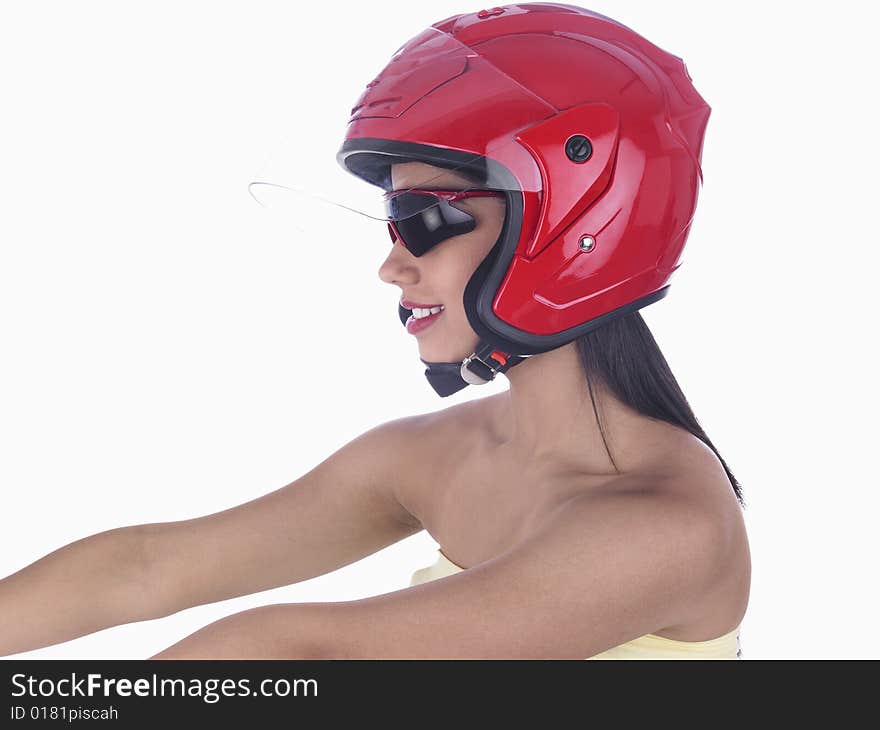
[401,298,442,309]
[406,309,444,335]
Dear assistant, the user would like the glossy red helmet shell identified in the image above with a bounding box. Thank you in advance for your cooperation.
[338,3,711,357]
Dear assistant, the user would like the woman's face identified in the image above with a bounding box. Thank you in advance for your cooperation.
[378,162,507,364]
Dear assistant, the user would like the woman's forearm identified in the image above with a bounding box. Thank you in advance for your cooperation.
[148,603,334,660]
[0,527,155,657]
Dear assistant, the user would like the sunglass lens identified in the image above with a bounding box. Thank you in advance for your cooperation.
[385,193,476,256]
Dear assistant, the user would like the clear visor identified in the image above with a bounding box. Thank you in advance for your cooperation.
[247,132,537,236]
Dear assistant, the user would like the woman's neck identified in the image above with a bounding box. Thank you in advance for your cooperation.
[493,342,663,475]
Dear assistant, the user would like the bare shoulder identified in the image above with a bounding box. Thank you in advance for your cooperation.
[637,426,740,504]
[570,429,739,536]
[370,395,493,448]
[592,424,749,582]
[363,396,495,525]
[392,394,498,448]
[624,427,750,636]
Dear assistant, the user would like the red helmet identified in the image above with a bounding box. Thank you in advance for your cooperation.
[337,3,711,396]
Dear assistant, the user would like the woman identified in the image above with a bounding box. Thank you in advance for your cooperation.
[0,4,750,659]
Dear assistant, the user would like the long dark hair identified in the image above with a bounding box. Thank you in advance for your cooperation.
[575,311,745,508]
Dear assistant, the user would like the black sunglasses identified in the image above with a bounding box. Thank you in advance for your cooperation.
[383,188,505,257]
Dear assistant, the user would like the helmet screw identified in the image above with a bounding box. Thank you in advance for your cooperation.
[565,134,593,163]
[579,235,596,252]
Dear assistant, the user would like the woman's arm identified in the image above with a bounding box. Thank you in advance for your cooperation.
[0,526,154,657]
[146,485,733,660]
[147,603,334,659]
[138,416,425,617]
[317,488,731,659]
[1,415,426,657]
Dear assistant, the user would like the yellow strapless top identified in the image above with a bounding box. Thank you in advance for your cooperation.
[409,549,742,660]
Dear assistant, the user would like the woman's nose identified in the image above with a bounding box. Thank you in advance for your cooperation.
[377,238,418,286]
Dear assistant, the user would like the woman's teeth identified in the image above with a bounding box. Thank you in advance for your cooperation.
[412,305,444,319]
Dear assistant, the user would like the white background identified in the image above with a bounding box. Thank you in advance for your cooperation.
[1,0,877,660]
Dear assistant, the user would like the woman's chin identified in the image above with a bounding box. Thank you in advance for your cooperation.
[417,343,475,365]
[418,349,453,364]
[415,326,478,364]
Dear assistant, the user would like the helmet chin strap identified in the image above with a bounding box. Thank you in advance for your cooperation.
[399,302,527,397]
[419,360,472,397]
[420,348,527,397]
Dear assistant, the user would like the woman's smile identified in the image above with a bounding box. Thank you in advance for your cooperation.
[405,306,445,335]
